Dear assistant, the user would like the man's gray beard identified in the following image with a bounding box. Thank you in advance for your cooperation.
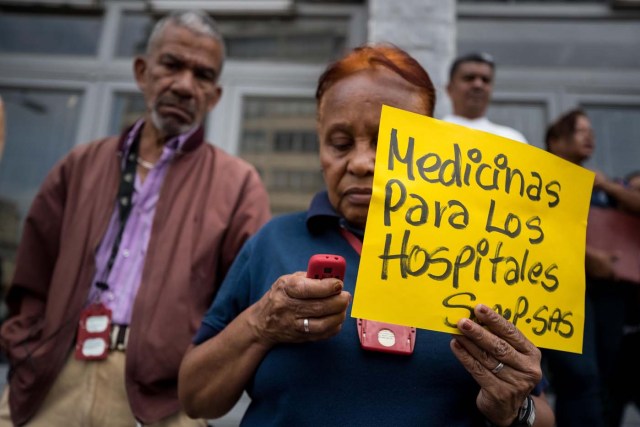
[151,109,196,138]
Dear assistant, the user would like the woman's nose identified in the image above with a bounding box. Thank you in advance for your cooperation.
[349,144,376,176]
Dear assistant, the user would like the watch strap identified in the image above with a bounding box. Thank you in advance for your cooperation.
[485,395,536,427]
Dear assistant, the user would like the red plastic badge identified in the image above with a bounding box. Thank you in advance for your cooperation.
[75,303,112,361]
[357,319,416,355]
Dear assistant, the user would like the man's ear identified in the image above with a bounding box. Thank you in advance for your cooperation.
[547,137,560,154]
[206,86,223,112]
[133,56,148,92]
[446,81,453,97]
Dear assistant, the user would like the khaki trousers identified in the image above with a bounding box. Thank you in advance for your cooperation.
[0,352,206,427]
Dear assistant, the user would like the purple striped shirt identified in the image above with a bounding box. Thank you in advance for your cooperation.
[88,120,197,324]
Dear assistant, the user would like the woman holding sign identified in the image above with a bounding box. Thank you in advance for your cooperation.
[178,45,554,427]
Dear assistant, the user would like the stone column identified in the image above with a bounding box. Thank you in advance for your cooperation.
[367,0,456,118]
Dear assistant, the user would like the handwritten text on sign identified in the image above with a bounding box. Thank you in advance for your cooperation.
[350,106,594,353]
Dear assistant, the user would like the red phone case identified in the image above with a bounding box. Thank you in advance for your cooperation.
[306,254,346,280]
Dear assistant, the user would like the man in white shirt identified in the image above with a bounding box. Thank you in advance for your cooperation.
[443,52,528,144]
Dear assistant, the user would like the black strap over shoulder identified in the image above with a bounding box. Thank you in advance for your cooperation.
[96,134,140,290]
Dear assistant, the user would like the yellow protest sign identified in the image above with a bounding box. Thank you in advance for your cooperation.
[351,105,594,353]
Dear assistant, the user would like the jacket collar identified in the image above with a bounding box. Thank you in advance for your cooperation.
[116,121,206,154]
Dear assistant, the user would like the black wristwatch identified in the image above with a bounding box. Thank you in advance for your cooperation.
[485,395,536,427]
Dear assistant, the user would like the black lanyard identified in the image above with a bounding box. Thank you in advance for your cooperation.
[95,135,140,292]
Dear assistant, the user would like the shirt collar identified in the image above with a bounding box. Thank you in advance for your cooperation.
[305,191,365,239]
[124,119,197,154]
[447,114,490,126]
[117,120,206,155]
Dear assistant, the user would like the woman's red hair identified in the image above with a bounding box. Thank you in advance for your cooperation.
[315,44,436,117]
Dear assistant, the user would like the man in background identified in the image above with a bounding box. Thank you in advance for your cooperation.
[0,96,5,160]
[545,109,640,427]
[443,52,528,144]
[0,10,270,427]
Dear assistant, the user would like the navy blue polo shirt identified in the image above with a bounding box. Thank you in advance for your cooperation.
[194,191,546,426]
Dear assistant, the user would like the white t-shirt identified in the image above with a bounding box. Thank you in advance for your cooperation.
[442,114,528,144]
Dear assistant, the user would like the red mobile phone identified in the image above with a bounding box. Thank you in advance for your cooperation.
[306,254,346,281]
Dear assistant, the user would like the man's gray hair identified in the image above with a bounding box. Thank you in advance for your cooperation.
[147,10,226,64]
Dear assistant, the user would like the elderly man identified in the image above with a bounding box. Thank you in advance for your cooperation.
[0,10,270,427]
[443,52,528,144]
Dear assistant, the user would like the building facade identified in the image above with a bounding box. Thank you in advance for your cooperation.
[0,0,639,313]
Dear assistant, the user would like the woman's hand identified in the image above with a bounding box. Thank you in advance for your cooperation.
[449,304,548,427]
[249,272,352,346]
[180,272,351,419]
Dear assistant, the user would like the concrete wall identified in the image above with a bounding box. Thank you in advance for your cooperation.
[367,0,456,118]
